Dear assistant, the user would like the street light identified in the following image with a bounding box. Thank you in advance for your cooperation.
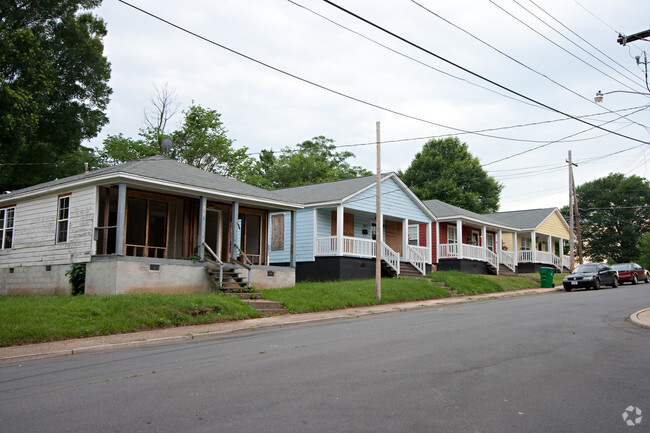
[594,90,650,103]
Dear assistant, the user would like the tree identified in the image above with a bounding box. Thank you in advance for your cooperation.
[398,137,502,213]
[637,233,650,270]
[98,103,253,180]
[245,136,372,189]
[0,0,111,191]
[576,173,650,263]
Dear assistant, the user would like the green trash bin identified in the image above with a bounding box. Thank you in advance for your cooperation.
[539,267,555,288]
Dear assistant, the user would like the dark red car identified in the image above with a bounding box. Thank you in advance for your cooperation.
[611,263,649,285]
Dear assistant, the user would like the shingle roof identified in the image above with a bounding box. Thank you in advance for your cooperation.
[423,199,513,228]
[273,174,386,204]
[488,208,559,230]
[0,156,301,208]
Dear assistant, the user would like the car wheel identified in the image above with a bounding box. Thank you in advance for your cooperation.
[645,273,649,284]
[564,286,572,292]
[632,274,638,285]
[594,279,601,290]
[612,277,619,288]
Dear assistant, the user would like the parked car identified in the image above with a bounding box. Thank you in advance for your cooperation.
[563,263,619,291]
[611,263,649,285]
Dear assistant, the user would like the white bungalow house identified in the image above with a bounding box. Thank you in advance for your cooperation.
[268,173,435,282]
[0,156,302,295]
[420,200,571,275]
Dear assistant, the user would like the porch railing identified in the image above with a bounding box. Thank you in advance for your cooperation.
[381,242,400,275]
[462,244,486,262]
[406,245,427,275]
[438,243,459,259]
[486,249,498,270]
[500,250,516,272]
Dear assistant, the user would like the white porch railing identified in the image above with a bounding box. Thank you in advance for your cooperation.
[462,244,486,262]
[486,249,498,270]
[439,243,459,258]
[518,250,534,263]
[562,255,570,270]
[406,245,427,275]
[382,242,400,275]
[500,250,516,272]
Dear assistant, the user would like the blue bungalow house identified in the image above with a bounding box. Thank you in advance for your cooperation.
[268,173,435,282]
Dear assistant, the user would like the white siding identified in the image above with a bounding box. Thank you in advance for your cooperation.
[0,186,97,268]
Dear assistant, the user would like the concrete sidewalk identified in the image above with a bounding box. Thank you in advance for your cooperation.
[630,307,650,330]
[0,287,646,365]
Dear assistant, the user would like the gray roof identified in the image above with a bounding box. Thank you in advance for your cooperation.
[423,199,511,228]
[1,156,301,208]
[488,208,559,230]
[274,174,386,205]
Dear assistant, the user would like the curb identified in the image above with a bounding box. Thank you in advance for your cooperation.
[629,308,650,330]
[0,288,558,365]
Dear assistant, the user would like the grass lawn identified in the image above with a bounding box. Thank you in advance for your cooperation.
[0,293,260,347]
[427,271,540,295]
[261,277,452,313]
[520,272,569,287]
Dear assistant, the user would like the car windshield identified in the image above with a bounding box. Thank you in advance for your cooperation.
[573,264,598,274]
[611,264,631,271]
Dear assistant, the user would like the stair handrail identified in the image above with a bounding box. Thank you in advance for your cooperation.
[406,245,426,275]
[381,241,400,275]
[232,243,252,288]
[203,242,223,286]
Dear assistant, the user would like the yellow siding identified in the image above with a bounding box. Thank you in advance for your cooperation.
[501,232,514,251]
[537,211,570,239]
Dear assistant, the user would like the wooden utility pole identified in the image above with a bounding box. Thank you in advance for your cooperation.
[375,121,382,300]
[568,151,575,270]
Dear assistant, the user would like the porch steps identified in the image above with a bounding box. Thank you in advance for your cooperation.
[205,262,249,290]
[399,262,426,279]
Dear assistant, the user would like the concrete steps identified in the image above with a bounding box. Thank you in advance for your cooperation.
[223,291,288,315]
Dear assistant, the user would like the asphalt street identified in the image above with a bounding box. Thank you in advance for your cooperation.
[1,284,648,433]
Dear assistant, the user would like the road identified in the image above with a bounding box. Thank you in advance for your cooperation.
[1,284,649,433]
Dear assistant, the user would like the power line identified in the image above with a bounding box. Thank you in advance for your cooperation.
[411,0,650,132]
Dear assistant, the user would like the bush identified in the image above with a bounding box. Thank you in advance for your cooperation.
[66,263,86,296]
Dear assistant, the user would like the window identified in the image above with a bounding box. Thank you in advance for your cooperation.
[0,207,15,249]
[56,195,70,243]
[521,237,531,251]
[408,225,419,246]
[486,233,494,252]
[447,225,457,243]
[271,214,285,251]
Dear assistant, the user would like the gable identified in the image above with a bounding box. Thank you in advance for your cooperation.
[536,210,570,239]
[343,176,431,222]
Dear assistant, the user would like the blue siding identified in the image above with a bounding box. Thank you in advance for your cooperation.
[345,177,430,222]
[295,208,315,262]
[316,209,331,237]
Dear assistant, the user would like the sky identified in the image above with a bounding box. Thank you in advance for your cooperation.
[89,0,650,211]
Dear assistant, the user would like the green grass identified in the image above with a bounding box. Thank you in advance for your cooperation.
[260,277,451,313]
[520,272,569,287]
[426,271,539,295]
[0,294,260,347]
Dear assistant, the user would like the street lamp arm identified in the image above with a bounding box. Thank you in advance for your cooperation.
[594,90,650,103]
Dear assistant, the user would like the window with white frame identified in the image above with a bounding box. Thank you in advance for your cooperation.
[521,236,531,251]
[0,207,15,249]
[447,225,457,243]
[57,195,70,243]
[408,225,419,246]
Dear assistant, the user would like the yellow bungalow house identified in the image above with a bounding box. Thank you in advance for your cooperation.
[489,208,571,273]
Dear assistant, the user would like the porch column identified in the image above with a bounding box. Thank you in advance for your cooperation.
[115,183,127,256]
[481,225,487,259]
[426,222,432,264]
[435,221,440,264]
[336,204,344,256]
[513,231,518,266]
[402,218,409,260]
[456,219,463,260]
[531,231,537,263]
[497,229,503,256]
[547,234,552,254]
[197,196,207,260]
[559,238,564,257]
[230,201,239,261]
[290,210,297,267]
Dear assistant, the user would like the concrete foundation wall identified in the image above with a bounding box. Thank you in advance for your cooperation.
[86,257,214,295]
[0,264,71,295]
[249,266,295,289]
[437,259,489,275]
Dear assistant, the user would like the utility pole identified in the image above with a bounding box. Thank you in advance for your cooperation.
[375,121,382,301]
[573,182,584,265]
[617,28,650,45]
[568,151,576,271]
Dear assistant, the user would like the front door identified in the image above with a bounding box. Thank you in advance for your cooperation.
[384,220,403,254]
[205,209,222,260]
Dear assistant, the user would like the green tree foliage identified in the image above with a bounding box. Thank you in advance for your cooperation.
[246,136,372,189]
[399,137,502,213]
[0,0,111,191]
[637,233,650,270]
[98,104,253,180]
[576,173,650,263]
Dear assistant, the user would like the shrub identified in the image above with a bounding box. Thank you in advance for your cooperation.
[66,263,86,296]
